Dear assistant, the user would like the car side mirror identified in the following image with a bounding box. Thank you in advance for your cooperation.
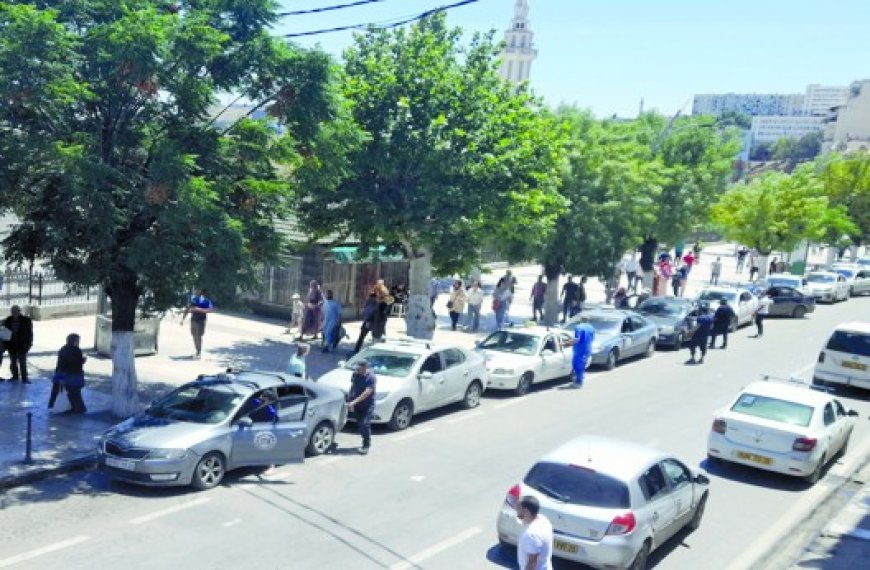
[418,371,434,381]
[848,409,860,417]
[541,349,555,356]
[694,474,710,485]
[236,416,253,429]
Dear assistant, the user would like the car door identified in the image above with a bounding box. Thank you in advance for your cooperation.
[856,270,870,295]
[629,315,653,355]
[821,401,844,455]
[637,464,676,548]
[619,317,637,356]
[770,286,795,316]
[417,352,449,411]
[738,291,755,323]
[539,335,566,380]
[660,459,696,533]
[230,391,307,468]
[833,399,853,453]
[442,348,470,401]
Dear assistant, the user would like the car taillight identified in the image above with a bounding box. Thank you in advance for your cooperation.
[606,512,636,535]
[505,484,521,508]
[712,419,727,434]
[818,352,825,363]
[793,437,817,452]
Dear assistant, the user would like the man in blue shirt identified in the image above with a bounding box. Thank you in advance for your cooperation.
[347,360,376,455]
[182,288,214,359]
[688,305,714,364]
[566,322,595,388]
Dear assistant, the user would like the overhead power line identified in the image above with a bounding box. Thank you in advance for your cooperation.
[282,0,479,39]
[278,0,388,18]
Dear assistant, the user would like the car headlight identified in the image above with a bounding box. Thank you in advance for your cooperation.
[146,448,189,460]
[374,391,390,401]
[492,368,516,375]
[659,325,675,335]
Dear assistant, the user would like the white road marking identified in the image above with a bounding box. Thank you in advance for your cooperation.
[392,427,434,442]
[494,398,524,409]
[410,475,425,482]
[265,471,293,481]
[446,411,484,424]
[389,526,482,570]
[223,518,243,527]
[319,456,339,465]
[644,440,659,448]
[0,536,91,568]
[129,497,211,525]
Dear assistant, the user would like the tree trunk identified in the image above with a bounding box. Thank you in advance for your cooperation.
[757,254,770,280]
[849,245,858,262]
[404,246,436,339]
[825,247,837,268]
[109,274,140,418]
[543,262,561,326]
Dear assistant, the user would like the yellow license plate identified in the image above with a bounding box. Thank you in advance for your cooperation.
[737,451,772,465]
[553,539,579,554]
[841,360,867,371]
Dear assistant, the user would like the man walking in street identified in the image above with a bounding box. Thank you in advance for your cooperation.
[625,255,640,292]
[710,299,736,349]
[516,496,554,570]
[3,305,33,383]
[347,359,376,455]
[560,276,578,323]
[710,257,723,285]
[754,290,773,338]
[566,322,595,388]
[530,275,547,321]
[466,281,484,332]
[687,305,713,364]
[52,333,88,413]
[181,288,214,359]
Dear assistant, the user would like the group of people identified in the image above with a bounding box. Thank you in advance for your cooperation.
[684,292,774,365]
[285,281,347,353]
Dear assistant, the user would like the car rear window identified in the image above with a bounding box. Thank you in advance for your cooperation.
[524,461,630,509]
[826,331,870,357]
[730,394,814,427]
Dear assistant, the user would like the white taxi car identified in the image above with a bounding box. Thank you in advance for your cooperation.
[707,380,858,483]
[696,286,758,330]
[475,327,574,395]
[830,263,870,296]
[317,340,488,431]
[805,271,850,303]
[813,322,870,390]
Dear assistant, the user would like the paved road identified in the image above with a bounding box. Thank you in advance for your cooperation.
[1,297,869,569]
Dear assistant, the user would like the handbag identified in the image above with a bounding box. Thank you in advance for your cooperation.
[446,300,454,310]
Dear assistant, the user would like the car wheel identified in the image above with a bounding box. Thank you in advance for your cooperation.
[306,421,335,456]
[804,454,826,485]
[673,333,682,351]
[461,381,483,409]
[388,399,414,431]
[849,286,854,298]
[729,316,738,333]
[628,540,651,570]
[686,493,708,532]
[192,452,225,490]
[604,349,618,370]
[514,372,533,396]
[792,306,806,319]
[645,339,656,357]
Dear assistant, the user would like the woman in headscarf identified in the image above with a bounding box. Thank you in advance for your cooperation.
[321,290,343,352]
[371,279,394,341]
[299,280,323,341]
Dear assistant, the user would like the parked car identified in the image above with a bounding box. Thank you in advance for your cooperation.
[98,371,347,489]
[317,340,488,430]
[562,309,658,370]
[755,274,808,294]
[830,263,870,296]
[635,297,699,350]
[804,271,849,303]
[813,322,870,391]
[696,286,758,330]
[857,256,870,268]
[475,327,574,395]
[497,435,710,569]
[747,284,816,318]
[707,380,858,483]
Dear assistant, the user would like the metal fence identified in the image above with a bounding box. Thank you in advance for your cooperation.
[258,258,304,306]
[1,270,99,306]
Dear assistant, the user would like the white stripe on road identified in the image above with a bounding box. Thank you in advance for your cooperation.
[446,411,484,424]
[129,497,211,525]
[0,536,91,568]
[392,427,435,442]
[223,518,243,527]
[389,526,482,570]
[494,398,524,409]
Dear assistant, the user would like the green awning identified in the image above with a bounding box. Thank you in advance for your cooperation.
[331,246,405,264]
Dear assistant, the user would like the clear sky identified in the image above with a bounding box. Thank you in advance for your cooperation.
[273,0,870,117]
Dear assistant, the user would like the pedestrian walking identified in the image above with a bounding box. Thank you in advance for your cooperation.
[353,292,379,354]
[748,249,759,280]
[625,255,640,292]
[612,287,629,308]
[693,240,703,261]
[447,280,467,331]
[51,333,87,414]
[3,305,33,383]
[710,257,723,285]
[674,242,685,264]
[372,280,393,340]
[687,306,713,364]
[287,343,309,379]
[736,247,748,273]
[466,281,484,332]
[768,257,779,275]
[754,290,773,337]
[530,275,547,321]
[568,277,587,318]
[347,359,376,455]
[284,293,304,334]
[682,250,696,275]
[560,276,578,323]
[493,278,511,329]
[321,290,343,352]
[516,496,554,570]
[566,322,595,388]
[672,266,688,297]
[709,299,736,349]
[429,278,440,308]
[181,288,213,359]
[299,280,324,341]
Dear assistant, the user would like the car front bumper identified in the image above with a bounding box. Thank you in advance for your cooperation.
[707,433,819,477]
[485,370,522,390]
[810,290,835,302]
[98,452,198,486]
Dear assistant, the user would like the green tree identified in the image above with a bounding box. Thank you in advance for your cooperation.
[819,152,870,249]
[716,110,752,130]
[294,14,566,338]
[0,1,339,416]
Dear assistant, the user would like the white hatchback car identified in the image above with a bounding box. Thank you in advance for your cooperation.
[813,322,870,391]
[475,327,574,395]
[805,271,850,302]
[696,286,758,330]
[317,341,488,430]
[497,436,710,570]
[707,380,858,483]
[830,263,870,296]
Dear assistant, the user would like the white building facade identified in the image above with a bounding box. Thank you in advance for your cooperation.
[499,0,537,85]
[803,84,850,116]
[824,80,870,153]
[692,93,804,117]
[750,115,826,144]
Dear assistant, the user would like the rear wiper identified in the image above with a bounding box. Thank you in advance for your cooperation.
[534,483,568,503]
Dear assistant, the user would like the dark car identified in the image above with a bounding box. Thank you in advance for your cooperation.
[635,297,699,350]
[749,285,816,318]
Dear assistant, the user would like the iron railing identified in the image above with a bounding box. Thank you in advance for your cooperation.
[1,270,98,306]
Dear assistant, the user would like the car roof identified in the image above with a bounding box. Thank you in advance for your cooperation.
[640,296,693,305]
[807,270,838,276]
[193,370,302,393]
[485,326,562,336]
[541,435,668,479]
[739,381,832,407]
[700,286,743,294]
[832,322,870,335]
[365,340,463,354]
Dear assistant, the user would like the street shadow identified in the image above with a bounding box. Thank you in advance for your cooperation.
[208,337,345,380]
[699,456,841,492]
[485,542,596,569]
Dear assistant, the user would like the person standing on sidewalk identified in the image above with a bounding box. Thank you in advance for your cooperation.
[736,247,748,273]
[560,276,578,323]
[321,290,343,352]
[710,299,736,349]
[347,359,376,455]
[466,281,484,332]
[516,496,554,570]
[181,288,213,359]
[625,255,640,292]
[447,280,467,331]
[754,291,773,338]
[3,305,33,383]
[51,333,87,414]
[530,275,547,321]
[353,292,379,354]
[710,257,723,285]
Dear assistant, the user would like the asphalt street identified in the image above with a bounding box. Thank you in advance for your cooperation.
[1,294,869,569]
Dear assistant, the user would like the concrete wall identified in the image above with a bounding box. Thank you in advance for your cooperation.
[27,302,98,321]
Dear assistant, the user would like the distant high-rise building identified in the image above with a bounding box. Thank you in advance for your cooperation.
[824,79,870,153]
[499,0,537,85]
[803,84,850,116]
[692,93,804,117]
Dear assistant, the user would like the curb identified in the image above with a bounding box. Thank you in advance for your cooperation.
[0,453,98,491]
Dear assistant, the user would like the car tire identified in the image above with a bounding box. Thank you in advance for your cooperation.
[604,349,618,371]
[729,316,738,333]
[686,493,708,532]
[388,399,414,431]
[645,339,656,357]
[791,305,806,318]
[628,540,651,570]
[461,381,483,409]
[849,286,854,298]
[673,333,682,351]
[514,372,533,396]
[306,421,335,456]
[804,454,826,485]
[191,452,226,490]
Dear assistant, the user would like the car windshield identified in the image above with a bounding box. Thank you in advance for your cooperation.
[524,461,630,509]
[479,331,541,355]
[826,331,870,357]
[638,300,685,317]
[699,290,737,303]
[833,268,856,279]
[347,349,420,377]
[148,384,245,424]
[806,274,835,283]
[730,393,814,427]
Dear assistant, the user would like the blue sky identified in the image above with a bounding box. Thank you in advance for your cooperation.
[273,0,870,117]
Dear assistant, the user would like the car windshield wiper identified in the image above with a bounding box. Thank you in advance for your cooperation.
[533,483,568,503]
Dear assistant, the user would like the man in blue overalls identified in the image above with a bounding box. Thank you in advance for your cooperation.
[567,322,595,388]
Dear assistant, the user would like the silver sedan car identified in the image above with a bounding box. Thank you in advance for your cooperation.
[97,371,347,489]
[563,309,658,370]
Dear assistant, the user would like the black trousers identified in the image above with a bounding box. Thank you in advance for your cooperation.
[709,325,729,348]
[353,406,372,448]
[66,387,87,413]
[755,314,765,335]
[354,322,372,353]
[7,347,28,380]
[689,336,709,359]
[49,381,64,408]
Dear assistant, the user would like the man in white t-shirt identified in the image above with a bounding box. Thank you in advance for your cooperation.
[625,255,640,292]
[754,290,774,337]
[516,496,554,570]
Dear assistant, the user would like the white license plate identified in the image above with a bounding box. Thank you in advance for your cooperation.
[105,457,136,471]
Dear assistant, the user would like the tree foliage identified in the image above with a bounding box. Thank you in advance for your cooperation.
[818,152,870,245]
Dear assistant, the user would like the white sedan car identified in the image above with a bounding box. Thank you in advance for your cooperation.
[317,340,488,431]
[696,286,758,330]
[707,380,858,483]
[475,327,574,395]
[830,263,870,296]
[805,271,850,302]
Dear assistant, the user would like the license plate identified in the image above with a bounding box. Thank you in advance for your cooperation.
[736,451,772,465]
[553,539,579,554]
[105,457,136,471]
[841,360,867,371]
